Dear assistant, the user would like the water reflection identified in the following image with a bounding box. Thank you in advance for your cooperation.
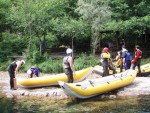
[1,94,150,113]
[0,94,12,113]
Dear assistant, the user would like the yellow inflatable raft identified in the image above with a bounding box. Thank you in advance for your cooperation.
[17,67,92,88]
[93,65,125,75]
[59,69,137,99]
[93,63,150,76]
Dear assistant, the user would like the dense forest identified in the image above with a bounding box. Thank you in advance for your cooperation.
[0,0,150,72]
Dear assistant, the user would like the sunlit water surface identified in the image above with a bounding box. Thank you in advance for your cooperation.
[0,93,150,113]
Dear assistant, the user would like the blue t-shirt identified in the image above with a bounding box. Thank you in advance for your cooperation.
[31,68,40,75]
[125,52,131,61]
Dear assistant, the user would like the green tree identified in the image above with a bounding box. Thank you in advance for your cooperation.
[104,0,150,47]
[76,0,111,54]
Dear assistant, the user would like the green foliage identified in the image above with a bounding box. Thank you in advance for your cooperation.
[18,53,99,73]
[38,59,63,73]
[76,0,111,53]
[25,43,41,63]
[0,0,150,73]
[45,33,59,48]
[103,0,150,41]
[0,0,11,32]
[75,53,99,70]
[0,32,27,62]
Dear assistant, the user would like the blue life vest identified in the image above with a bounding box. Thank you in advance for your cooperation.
[125,52,131,61]
[31,68,40,75]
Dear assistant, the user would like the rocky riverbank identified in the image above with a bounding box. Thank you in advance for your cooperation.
[1,71,150,99]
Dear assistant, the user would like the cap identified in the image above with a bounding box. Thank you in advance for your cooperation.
[66,48,72,54]
[21,60,25,64]
[122,48,127,52]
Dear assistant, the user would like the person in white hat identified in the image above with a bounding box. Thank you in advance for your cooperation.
[7,60,25,90]
[119,46,128,72]
[27,66,40,78]
[63,48,75,83]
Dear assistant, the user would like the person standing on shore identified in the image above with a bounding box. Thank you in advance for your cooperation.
[63,48,76,83]
[123,49,132,70]
[120,46,127,72]
[132,45,142,76]
[100,47,116,77]
[7,60,25,90]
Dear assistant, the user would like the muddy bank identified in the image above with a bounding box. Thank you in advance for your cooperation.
[0,71,150,99]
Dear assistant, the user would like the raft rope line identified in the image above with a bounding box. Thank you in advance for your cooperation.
[76,70,131,90]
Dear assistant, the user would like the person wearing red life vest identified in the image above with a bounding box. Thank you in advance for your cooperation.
[132,45,142,75]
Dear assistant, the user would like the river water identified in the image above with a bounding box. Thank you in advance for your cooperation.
[1,93,150,113]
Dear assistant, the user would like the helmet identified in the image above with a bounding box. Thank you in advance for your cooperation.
[66,48,72,54]
[21,60,25,65]
[135,45,140,49]
[122,48,127,52]
[27,69,32,75]
[103,47,109,52]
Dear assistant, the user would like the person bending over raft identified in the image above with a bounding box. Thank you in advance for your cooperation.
[7,60,25,90]
[27,66,40,78]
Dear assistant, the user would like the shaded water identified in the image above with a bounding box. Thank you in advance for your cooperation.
[1,94,150,113]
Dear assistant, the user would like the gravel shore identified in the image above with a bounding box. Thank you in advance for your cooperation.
[1,71,150,99]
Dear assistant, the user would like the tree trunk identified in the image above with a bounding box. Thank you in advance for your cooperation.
[72,36,74,59]
[115,31,119,50]
[92,28,100,56]
[29,25,32,49]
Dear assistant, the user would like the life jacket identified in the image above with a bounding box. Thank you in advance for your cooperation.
[31,68,40,75]
[115,59,121,67]
[101,52,110,59]
[63,56,70,68]
[135,50,142,58]
[125,52,131,61]
[7,61,17,71]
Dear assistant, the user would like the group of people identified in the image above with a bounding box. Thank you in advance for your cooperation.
[100,44,142,77]
[63,45,142,83]
[7,44,142,90]
[7,48,75,90]
[7,60,40,90]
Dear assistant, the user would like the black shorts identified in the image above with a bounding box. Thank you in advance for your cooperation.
[65,68,73,76]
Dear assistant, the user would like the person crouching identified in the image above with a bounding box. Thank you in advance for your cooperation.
[27,66,40,78]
